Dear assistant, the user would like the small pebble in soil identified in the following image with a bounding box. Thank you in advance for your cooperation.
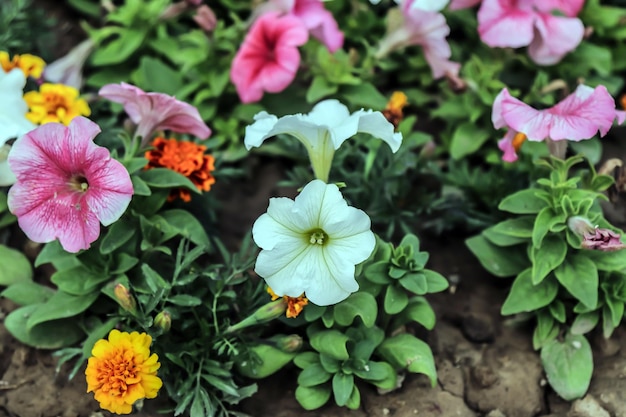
[461,312,495,344]
[568,395,610,417]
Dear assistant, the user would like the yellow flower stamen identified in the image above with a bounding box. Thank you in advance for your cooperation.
[85,330,162,415]
[382,91,408,130]
[0,51,46,78]
[267,287,308,318]
[24,83,90,126]
[512,132,527,152]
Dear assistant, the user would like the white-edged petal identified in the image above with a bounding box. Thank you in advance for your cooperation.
[355,110,403,152]
[257,243,316,297]
[244,111,279,149]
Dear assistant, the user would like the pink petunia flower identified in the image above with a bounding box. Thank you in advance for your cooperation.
[377,0,460,80]
[477,0,585,65]
[492,85,626,162]
[7,117,134,253]
[99,82,211,145]
[582,228,626,251]
[230,12,308,104]
[255,0,343,53]
[449,0,481,10]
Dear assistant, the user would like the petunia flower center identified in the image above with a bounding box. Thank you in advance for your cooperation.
[308,229,328,245]
[512,132,527,152]
[69,175,89,192]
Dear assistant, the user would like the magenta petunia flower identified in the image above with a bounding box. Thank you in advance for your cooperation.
[7,117,134,253]
[477,0,585,65]
[256,0,344,53]
[230,12,308,104]
[377,1,460,80]
[492,85,626,162]
[98,82,211,144]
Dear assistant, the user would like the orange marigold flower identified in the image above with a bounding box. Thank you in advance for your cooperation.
[0,51,46,78]
[382,91,408,130]
[145,137,216,202]
[23,83,91,125]
[85,329,162,415]
[267,287,308,318]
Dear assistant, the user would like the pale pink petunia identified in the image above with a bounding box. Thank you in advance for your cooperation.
[377,2,460,79]
[477,0,584,65]
[230,13,308,104]
[492,85,625,161]
[255,0,343,52]
[7,117,134,253]
[449,0,481,10]
[99,82,211,144]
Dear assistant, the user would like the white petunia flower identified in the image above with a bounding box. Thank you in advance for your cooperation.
[0,69,36,186]
[252,179,376,306]
[244,99,402,182]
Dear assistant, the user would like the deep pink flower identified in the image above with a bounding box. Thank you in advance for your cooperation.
[377,1,460,80]
[255,0,343,52]
[477,0,584,65]
[99,82,211,144]
[7,117,134,253]
[582,228,626,251]
[492,85,625,162]
[449,0,481,10]
[230,13,308,104]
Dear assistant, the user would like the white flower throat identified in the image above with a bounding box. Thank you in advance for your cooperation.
[309,230,327,245]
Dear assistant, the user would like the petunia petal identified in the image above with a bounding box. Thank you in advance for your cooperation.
[477,0,535,48]
[355,111,403,153]
[497,130,520,162]
[527,13,584,66]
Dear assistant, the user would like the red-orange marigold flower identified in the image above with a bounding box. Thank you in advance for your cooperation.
[145,137,215,202]
[267,286,308,318]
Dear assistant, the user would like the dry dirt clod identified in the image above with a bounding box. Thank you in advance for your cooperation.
[436,359,464,397]
[461,313,495,344]
[567,395,610,417]
[471,365,498,388]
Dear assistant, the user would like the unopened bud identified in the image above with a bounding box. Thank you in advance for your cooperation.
[113,284,137,314]
[567,216,595,236]
[193,5,217,32]
[225,299,287,333]
[154,310,172,332]
[271,334,303,353]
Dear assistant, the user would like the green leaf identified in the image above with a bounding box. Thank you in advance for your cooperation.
[333,292,377,327]
[295,385,331,410]
[81,318,119,357]
[530,235,567,285]
[384,284,408,315]
[355,361,396,389]
[533,207,565,248]
[310,330,350,361]
[237,344,295,379]
[377,333,437,386]
[583,250,626,271]
[131,175,152,196]
[423,269,449,293]
[399,272,427,295]
[465,235,528,278]
[498,189,549,214]
[91,28,147,66]
[35,240,79,268]
[319,354,341,373]
[391,296,436,330]
[100,217,136,254]
[0,244,33,285]
[341,83,387,109]
[482,227,528,246]
[554,256,598,310]
[364,261,391,284]
[541,333,593,401]
[450,122,490,159]
[167,294,203,306]
[1,282,54,305]
[158,209,211,249]
[491,217,534,238]
[533,311,558,350]
[132,56,183,96]
[571,311,600,335]
[138,168,200,193]
[26,291,99,329]
[294,352,319,369]
[501,269,558,315]
[306,76,338,103]
[345,384,361,410]
[332,373,354,407]
[5,305,84,349]
[51,265,110,296]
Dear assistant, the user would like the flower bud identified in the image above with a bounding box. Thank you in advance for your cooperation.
[567,216,595,236]
[113,283,137,314]
[193,5,217,32]
[271,334,303,353]
[154,310,172,332]
[225,300,287,333]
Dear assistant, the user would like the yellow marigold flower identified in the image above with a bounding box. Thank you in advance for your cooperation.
[23,83,91,125]
[86,329,163,415]
[0,51,46,78]
[382,91,408,130]
[267,287,308,318]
